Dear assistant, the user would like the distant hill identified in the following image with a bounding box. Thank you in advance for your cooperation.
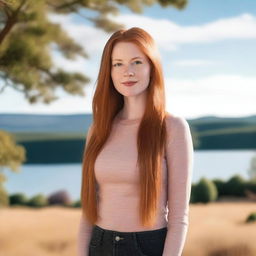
[0,113,92,133]
[0,113,255,163]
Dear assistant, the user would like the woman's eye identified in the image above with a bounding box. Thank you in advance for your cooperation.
[134,60,142,65]
[113,63,122,67]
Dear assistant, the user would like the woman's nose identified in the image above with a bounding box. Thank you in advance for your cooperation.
[123,65,135,76]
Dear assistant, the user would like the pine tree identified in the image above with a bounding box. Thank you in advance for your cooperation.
[0,0,187,103]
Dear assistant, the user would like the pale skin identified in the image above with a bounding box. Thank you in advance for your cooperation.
[111,42,151,120]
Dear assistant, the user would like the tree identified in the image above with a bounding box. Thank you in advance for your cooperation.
[0,0,188,183]
[193,177,218,203]
[0,0,188,103]
[0,130,25,185]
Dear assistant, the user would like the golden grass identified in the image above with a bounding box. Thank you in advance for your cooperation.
[0,201,255,256]
[183,201,256,256]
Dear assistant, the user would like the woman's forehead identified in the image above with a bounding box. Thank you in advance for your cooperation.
[111,42,145,59]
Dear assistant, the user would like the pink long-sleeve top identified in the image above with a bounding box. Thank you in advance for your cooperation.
[77,112,194,256]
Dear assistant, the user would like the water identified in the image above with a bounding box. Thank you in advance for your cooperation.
[2,150,256,201]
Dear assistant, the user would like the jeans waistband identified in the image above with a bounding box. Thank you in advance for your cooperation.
[93,224,167,240]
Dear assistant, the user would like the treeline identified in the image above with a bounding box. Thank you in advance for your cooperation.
[1,174,256,206]
[0,189,81,208]
[17,129,256,164]
[1,174,256,223]
[191,174,256,203]
[21,139,85,163]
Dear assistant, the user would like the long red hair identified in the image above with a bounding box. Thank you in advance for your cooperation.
[81,27,168,227]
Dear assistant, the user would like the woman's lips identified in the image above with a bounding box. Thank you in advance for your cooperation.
[122,81,137,86]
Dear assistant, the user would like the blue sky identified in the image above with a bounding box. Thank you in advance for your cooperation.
[0,0,255,119]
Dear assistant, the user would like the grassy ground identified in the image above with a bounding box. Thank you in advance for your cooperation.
[0,201,255,256]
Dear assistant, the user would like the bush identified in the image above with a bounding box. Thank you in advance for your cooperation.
[212,178,226,197]
[193,177,218,203]
[27,194,48,208]
[9,193,28,205]
[0,186,9,207]
[244,179,256,193]
[47,190,71,206]
[72,199,81,208]
[225,174,245,197]
[246,212,256,223]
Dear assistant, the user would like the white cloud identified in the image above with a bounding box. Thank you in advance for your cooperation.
[48,12,256,57]
[164,74,256,118]
[108,13,256,50]
[173,59,215,67]
[1,13,255,118]
[45,12,256,91]
[1,74,255,119]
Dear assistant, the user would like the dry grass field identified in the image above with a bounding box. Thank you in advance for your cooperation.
[0,201,255,256]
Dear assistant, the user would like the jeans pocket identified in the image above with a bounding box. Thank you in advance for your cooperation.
[134,229,167,256]
[134,234,150,256]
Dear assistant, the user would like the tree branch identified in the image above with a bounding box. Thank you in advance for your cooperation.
[0,73,25,94]
[0,0,27,45]
[54,0,82,11]
[3,5,13,18]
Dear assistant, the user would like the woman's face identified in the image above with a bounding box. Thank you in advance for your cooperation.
[111,42,151,97]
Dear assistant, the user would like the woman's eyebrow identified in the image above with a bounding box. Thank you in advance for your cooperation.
[112,56,143,61]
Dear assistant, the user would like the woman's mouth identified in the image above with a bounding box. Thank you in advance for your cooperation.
[122,81,137,86]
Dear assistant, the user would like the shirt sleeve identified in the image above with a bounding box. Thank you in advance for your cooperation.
[162,115,194,256]
[77,125,94,256]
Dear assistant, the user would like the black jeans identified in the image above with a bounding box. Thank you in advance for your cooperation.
[88,224,168,256]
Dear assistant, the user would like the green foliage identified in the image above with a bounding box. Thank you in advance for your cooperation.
[9,192,28,205]
[193,177,218,203]
[225,174,245,197]
[0,130,26,185]
[0,0,186,103]
[246,212,256,223]
[212,178,226,197]
[27,194,48,207]
[0,185,9,207]
[72,199,81,208]
[244,179,256,193]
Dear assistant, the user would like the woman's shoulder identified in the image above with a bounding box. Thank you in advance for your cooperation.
[165,112,189,130]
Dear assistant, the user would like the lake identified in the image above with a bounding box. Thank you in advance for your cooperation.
[3,150,256,201]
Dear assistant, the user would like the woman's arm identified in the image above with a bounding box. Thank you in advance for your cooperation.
[162,115,194,256]
[77,124,94,256]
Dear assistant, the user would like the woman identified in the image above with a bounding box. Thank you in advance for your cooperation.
[77,27,194,256]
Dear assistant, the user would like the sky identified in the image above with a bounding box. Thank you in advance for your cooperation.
[0,0,256,119]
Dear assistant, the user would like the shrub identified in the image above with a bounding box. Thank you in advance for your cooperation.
[246,212,256,223]
[225,174,245,197]
[72,199,81,208]
[27,194,48,207]
[0,186,9,207]
[47,190,71,206]
[212,178,226,197]
[9,193,28,205]
[190,183,197,203]
[244,179,256,193]
[193,177,218,203]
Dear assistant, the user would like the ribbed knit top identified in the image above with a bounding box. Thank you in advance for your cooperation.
[77,112,194,256]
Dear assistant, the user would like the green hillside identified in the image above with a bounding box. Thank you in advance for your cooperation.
[2,114,255,163]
